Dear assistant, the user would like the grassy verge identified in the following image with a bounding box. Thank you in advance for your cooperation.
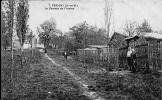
[1,49,90,100]
[47,49,162,100]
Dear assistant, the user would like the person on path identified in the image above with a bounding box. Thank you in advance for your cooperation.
[63,51,68,60]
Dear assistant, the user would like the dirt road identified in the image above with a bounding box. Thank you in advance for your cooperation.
[44,54,105,100]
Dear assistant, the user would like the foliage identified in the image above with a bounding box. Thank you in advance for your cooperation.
[49,31,65,49]
[16,0,29,50]
[1,9,11,50]
[1,0,15,50]
[68,22,106,51]
[69,21,88,49]
[38,18,63,52]
[64,37,77,52]
[38,18,56,45]
[86,27,107,45]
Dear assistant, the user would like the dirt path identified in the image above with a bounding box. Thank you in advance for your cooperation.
[44,54,105,100]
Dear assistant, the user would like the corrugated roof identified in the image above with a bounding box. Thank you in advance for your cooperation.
[125,32,162,40]
[142,32,162,39]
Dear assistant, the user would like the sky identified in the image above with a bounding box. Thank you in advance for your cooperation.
[28,0,162,36]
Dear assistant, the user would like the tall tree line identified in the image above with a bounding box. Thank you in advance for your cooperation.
[1,0,29,50]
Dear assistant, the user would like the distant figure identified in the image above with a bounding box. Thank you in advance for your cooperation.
[63,51,68,60]
[127,47,136,72]
[44,48,47,53]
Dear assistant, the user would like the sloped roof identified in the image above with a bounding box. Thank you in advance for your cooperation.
[112,32,128,37]
[109,32,128,41]
[108,32,128,47]
[142,32,162,39]
[125,35,139,41]
[125,32,162,41]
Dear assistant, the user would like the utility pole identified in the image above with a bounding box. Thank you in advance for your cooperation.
[83,21,88,68]
[9,0,15,85]
[105,0,112,71]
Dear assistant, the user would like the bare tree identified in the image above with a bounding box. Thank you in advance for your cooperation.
[124,19,153,37]
[124,21,138,36]
[105,0,113,40]
[136,19,153,33]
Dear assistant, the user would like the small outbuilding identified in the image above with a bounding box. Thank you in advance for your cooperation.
[108,32,128,48]
[124,32,162,71]
[108,32,128,69]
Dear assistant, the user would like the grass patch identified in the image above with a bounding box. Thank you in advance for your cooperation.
[47,49,162,100]
[1,49,90,100]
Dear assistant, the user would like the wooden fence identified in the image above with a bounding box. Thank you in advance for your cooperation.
[54,44,161,71]
[119,44,162,71]
[76,48,119,70]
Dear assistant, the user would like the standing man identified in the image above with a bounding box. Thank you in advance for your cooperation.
[131,48,137,72]
[127,47,133,71]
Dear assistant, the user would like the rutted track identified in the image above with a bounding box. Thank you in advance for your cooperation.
[42,52,105,100]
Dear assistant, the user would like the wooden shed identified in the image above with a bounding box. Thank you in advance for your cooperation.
[108,32,128,69]
[108,32,128,48]
[125,32,162,71]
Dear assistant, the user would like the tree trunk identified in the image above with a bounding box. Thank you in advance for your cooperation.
[9,0,14,91]
[44,41,47,53]
[21,45,24,52]
[20,46,23,67]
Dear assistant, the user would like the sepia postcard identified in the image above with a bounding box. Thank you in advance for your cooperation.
[1,0,162,100]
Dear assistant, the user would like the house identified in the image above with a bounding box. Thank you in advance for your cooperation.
[125,32,162,71]
[108,32,128,48]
